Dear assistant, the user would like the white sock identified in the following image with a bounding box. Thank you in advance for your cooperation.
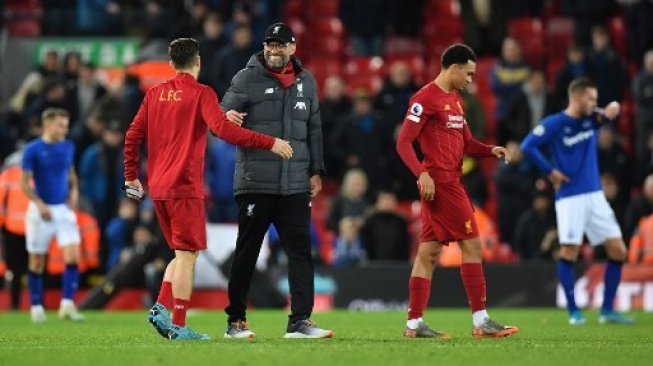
[406,317,423,329]
[31,304,44,311]
[60,298,74,307]
[472,310,489,327]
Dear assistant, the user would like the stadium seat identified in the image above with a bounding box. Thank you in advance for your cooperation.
[304,58,344,94]
[546,58,565,90]
[305,0,339,18]
[309,17,344,37]
[608,16,628,59]
[305,35,345,58]
[424,0,461,19]
[508,18,544,68]
[385,55,426,85]
[284,0,303,19]
[422,18,465,45]
[384,37,424,57]
[343,57,385,94]
[5,0,42,36]
[545,17,574,62]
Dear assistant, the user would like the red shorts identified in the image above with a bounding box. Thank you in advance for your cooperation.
[153,199,206,251]
[420,180,479,243]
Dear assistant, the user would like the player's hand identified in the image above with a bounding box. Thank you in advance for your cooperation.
[124,179,145,201]
[310,175,322,198]
[548,169,570,190]
[417,172,435,201]
[226,110,247,126]
[491,146,511,164]
[603,101,620,120]
[36,201,52,221]
[271,138,293,160]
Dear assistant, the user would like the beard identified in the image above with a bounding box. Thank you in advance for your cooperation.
[264,52,290,69]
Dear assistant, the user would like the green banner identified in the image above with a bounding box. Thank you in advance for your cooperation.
[34,38,139,67]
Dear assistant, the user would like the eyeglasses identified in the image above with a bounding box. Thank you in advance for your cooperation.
[264,42,289,51]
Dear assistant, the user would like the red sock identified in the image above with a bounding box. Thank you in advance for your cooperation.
[172,298,190,326]
[408,277,431,320]
[461,263,487,312]
[156,281,173,309]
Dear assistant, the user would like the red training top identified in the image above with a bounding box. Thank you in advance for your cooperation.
[124,72,275,199]
[396,82,495,183]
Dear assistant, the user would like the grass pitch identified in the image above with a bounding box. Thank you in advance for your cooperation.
[0,308,651,366]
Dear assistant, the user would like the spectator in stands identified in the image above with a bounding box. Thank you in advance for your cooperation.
[121,73,145,122]
[76,0,123,35]
[327,169,370,233]
[332,217,366,267]
[171,0,209,39]
[331,89,391,187]
[105,198,138,270]
[267,222,323,269]
[602,173,627,232]
[211,24,255,99]
[554,44,596,108]
[142,223,173,305]
[361,191,410,261]
[587,25,629,106]
[633,50,653,158]
[197,12,228,86]
[597,126,631,204]
[79,120,124,229]
[71,111,107,167]
[462,157,488,207]
[491,37,531,145]
[458,82,486,140]
[66,62,108,131]
[62,51,82,86]
[512,186,557,261]
[205,136,238,223]
[628,212,653,264]
[37,50,61,78]
[320,76,352,179]
[459,0,509,56]
[563,0,618,48]
[494,141,539,243]
[623,0,653,66]
[385,125,420,201]
[340,0,389,56]
[504,70,557,142]
[25,78,69,137]
[374,62,419,127]
[624,174,653,241]
[386,0,425,37]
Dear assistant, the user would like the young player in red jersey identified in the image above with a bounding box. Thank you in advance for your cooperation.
[124,38,293,340]
[396,44,518,339]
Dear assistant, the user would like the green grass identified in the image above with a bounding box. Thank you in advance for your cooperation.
[0,309,651,366]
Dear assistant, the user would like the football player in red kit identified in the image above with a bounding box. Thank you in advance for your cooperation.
[124,38,293,340]
[396,44,518,339]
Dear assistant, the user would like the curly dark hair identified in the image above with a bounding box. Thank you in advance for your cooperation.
[168,38,199,69]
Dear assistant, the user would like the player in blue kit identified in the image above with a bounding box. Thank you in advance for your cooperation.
[521,78,633,325]
[20,108,84,323]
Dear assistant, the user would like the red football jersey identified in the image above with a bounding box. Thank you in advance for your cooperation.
[124,72,275,199]
[396,82,495,182]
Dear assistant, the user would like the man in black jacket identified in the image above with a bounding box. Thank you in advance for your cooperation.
[221,22,332,339]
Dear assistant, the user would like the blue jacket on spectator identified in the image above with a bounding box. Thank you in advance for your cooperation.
[79,143,124,225]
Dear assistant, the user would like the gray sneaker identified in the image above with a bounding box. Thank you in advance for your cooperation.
[284,319,334,339]
[224,320,256,339]
[403,320,450,339]
[472,318,518,338]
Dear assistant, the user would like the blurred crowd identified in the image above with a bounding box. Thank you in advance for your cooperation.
[1,0,653,290]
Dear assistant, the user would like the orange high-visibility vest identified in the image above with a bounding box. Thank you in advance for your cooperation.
[628,214,653,264]
[47,210,100,274]
[439,206,498,267]
[0,165,30,235]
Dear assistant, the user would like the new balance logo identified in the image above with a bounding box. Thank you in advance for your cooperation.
[174,305,185,310]
[265,88,274,94]
[294,101,307,110]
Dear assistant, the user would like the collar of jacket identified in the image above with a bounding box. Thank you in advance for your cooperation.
[247,52,305,79]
